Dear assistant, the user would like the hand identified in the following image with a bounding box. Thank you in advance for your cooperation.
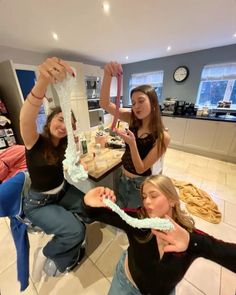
[152,216,190,253]
[84,187,116,208]
[116,128,136,147]
[104,61,123,78]
[38,57,74,86]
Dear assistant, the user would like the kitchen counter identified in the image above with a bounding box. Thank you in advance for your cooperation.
[82,146,124,182]
[162,113,236,123]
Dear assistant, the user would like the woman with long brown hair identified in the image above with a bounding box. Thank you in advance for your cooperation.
[100,62,170,208]
[20,57,91,280]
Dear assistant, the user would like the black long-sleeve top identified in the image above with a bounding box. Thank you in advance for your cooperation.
[82,202,236,295]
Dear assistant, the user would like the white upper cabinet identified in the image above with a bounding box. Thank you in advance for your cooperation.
[66,61,86,98]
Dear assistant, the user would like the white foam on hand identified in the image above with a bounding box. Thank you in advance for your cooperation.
[54,74,88,182]
[103,198,174,231]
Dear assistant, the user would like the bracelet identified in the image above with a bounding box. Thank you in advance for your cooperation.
[26,97,42,107]
[30,90,45,100]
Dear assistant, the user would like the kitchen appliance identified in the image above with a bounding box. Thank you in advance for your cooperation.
[184,103,196,116]
[85,76,100,99]
[162,98,177,114]
[174,100,186,116]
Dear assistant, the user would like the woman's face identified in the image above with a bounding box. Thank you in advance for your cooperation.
[49,112,67,139]
[131,91,151,120]
[142,182,174,218]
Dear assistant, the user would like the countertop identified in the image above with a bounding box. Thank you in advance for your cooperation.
[81,143,124,182]
[161,113,236,123]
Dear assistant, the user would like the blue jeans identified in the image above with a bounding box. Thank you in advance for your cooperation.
[117,174,146,208]
[109,251,176,295]
[23,181,87,272]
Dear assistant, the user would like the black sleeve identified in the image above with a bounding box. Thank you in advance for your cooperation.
[81,199,133,232]
[187,229,236,273]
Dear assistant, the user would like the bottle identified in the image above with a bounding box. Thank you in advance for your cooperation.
[80,133,88,155]
[98,116,104,132]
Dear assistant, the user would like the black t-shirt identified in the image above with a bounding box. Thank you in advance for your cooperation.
[26,135,65,192]
[82,202,236,295]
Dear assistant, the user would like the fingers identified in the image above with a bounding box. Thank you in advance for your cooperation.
[104,61,123,77]
[38,57,74,84]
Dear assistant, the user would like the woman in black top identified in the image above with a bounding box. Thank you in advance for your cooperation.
[83,174,236,295]
[20,57,88,280]
[100,61,170,208]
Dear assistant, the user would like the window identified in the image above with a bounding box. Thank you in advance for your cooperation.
[196,63,236,108]
[129,71,164,104]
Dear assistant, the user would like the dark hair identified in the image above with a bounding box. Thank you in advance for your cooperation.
[42,106,67,164]
[130,84,166,155]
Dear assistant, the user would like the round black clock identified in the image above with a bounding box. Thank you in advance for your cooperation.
[173,66,189,83]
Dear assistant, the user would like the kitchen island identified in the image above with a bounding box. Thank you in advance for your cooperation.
[66,141,125,193]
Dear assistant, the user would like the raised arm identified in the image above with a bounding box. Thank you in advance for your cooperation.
[19,57,74,150]
[100,61,131,123]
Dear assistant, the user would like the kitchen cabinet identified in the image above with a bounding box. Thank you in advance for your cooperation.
[162,115,236,163]
[211,122,236,155]
[83,64,102,78]
[162,117,187,146]
[228,124,236,157]
[183,120,217,151]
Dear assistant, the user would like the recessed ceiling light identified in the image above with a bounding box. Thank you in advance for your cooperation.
[125,56,129,60]
[233,32,236,38]
[102,2,110,13]
[167,46,171,51]
[52,32,59,41]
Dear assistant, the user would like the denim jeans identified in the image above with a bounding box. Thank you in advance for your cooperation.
[23,181,87,272]
[109,251,176,295]
[117,174,146,208]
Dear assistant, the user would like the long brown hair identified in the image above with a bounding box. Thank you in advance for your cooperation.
[130,85,166,155]
[136,174,195,243]
[42,106,67,165]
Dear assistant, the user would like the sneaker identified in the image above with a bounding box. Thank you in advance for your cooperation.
[43,258,65,277]
[32,247,47,283]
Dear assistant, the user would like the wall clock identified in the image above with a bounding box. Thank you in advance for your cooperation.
[173,66,189,83]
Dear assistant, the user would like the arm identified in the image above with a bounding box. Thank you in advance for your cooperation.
[83,187,131,231]
[19,57,74,150]
[100,61,131,123]
[117,129,170,174]
[187,229,236,273]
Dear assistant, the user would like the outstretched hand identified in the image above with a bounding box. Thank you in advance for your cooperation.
[84,187,116,208]
[152,215,190,253]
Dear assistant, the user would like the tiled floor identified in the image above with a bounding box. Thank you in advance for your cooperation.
[0,148,236,295]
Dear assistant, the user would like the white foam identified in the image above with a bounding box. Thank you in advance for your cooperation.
[54,74,88,182]
[103,198,174,231]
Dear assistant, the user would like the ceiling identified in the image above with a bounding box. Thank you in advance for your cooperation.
[0,0,236,64]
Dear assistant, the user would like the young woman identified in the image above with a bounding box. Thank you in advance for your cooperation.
[82,174,236,295]
[100,61,170,208]
[20,57,88,279]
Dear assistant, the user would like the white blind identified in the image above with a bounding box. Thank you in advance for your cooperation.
[201,63,236,81]
[130,70,164,87]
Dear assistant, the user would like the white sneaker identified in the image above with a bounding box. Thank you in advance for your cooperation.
[31,247,47,283]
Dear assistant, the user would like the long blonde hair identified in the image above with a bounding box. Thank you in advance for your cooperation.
[140,174,195,231]
[136,175,194,243]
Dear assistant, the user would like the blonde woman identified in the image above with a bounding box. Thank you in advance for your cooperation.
[83,175,236,295]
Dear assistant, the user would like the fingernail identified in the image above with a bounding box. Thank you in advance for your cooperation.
[72,72,75,77]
